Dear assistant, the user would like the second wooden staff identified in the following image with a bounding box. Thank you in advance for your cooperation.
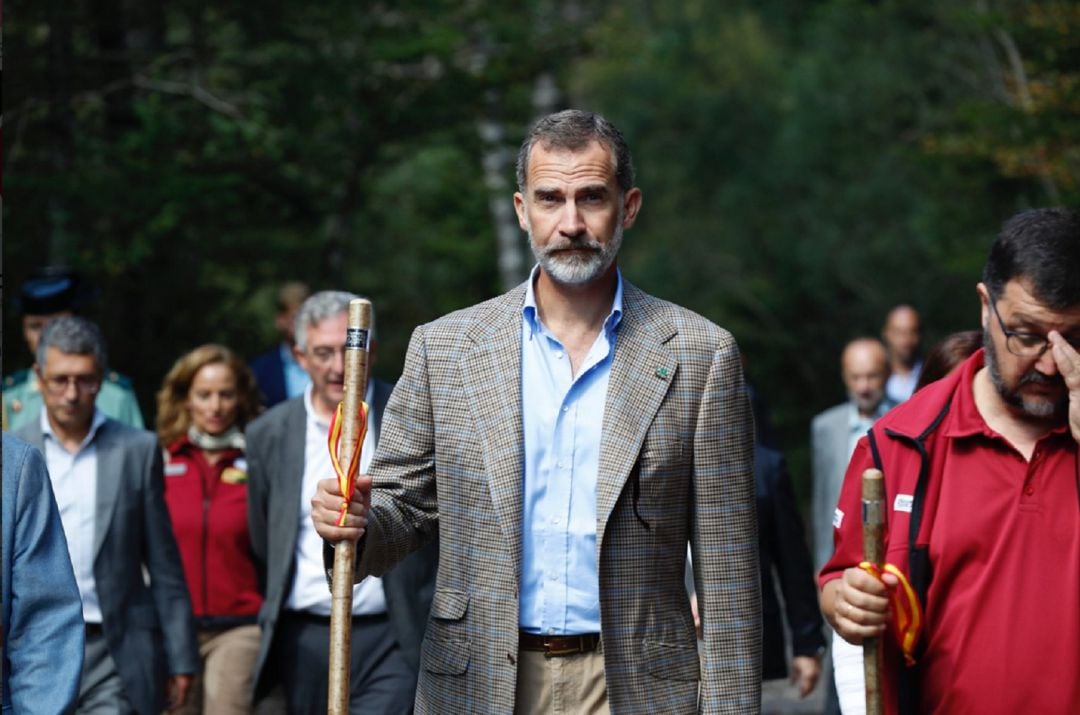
[862,468,885,715]
[328,298,373,714]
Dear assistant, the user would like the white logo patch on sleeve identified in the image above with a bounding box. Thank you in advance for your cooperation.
[833,508,844,529]
[894,494,914,513]
[165,462,187,477]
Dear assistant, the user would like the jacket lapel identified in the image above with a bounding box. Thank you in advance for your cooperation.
[596,283,677,544]
[280,399,308,553]
[93,422,124,560]
[460,286,527,582]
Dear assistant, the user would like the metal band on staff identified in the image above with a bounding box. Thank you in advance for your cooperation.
[862,468,885,715]
[328,299,372,714]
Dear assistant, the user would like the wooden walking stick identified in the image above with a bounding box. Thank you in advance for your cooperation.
[327,299,373,714]
[862,468,886,715]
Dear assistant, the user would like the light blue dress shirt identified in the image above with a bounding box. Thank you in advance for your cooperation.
[519,266,623,635]
[281,343,311,399]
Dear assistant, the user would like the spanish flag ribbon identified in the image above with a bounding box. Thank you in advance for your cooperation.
[327,401,369,527]
[859,561,923,666]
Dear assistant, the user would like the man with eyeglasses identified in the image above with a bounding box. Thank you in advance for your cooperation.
[14,316,198,714]
[245,290,437,713]
[819,207,1080,715]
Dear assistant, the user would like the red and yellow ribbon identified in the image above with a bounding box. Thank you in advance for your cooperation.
[859,561,923,666]
[327,401,369,527]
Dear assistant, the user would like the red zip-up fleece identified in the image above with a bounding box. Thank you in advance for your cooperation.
[820,349,1080,715]
[163,436,262,623]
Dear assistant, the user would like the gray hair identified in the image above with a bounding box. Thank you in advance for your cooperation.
[515,110,636,194]
[36,316,108,372]
[294,290,376,351]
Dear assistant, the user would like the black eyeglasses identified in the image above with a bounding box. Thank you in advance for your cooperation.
[41,374,102,396]
[987,296,1080,358]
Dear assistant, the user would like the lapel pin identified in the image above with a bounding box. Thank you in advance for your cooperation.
[655,367,669,379]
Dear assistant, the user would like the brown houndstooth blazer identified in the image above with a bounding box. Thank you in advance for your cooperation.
[352,279,760,714]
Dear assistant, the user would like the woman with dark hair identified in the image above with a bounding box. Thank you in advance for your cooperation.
[157,344,264,714]
[914,330,983,392]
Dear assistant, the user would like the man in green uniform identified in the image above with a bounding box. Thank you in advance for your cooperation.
[4,268,144,430]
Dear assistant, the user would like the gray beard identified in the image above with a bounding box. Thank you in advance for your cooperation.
[983,331,1067,420]
[528,223,623,286]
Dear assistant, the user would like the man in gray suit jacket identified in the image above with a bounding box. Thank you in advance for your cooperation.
[810,337,893,573]
[809,336,892,715]
[16,317,198,714]
[246,291,437,714]
[313,110,759,714]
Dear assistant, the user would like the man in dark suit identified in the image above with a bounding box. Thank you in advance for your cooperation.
[246,290,437,714]
[755,443,826,696]
[15,317,198,715]
[249,281,311,408]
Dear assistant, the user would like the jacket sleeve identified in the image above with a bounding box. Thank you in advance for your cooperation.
[355,325,440,581]
[7,444,86,715]
[818,437,876,588]
[245,423,269,593]
[767,453,826,656]
[142,439,199,674]
[694,342,761,713]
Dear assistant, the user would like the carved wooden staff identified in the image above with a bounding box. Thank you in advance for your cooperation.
[328,298,373,714]
[862,468,886,715]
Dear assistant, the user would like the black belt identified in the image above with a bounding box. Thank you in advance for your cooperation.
[85,622,104,636]
[519,631,600,657]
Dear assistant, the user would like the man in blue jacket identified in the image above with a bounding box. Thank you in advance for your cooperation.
[2,432,85,714]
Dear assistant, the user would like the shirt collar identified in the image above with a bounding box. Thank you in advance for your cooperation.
[846,399,891,431]
[303,382,373,430]
[280,342,299,368]
[42,408,108,452]
[521,264,625,339]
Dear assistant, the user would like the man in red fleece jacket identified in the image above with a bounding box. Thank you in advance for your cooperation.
[819,207,1080,715]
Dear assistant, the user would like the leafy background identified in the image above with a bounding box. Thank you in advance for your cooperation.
[5,0,1078,505]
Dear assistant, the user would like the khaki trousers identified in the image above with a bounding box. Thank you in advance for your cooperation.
[175,623,261,715]
[514,642,609,715]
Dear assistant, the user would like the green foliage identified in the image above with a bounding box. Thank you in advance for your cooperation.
[5,0,1077,509]
[570,0,1075,494]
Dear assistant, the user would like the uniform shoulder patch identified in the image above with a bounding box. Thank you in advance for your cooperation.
[4,368,30,387]
[106,371,134,388]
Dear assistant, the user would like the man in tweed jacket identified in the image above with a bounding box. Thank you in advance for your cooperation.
[314,110,760,713]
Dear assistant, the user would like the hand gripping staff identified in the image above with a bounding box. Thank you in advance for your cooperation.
[859,469,925,715]
[327,298,372,714]
[861,469,886,715]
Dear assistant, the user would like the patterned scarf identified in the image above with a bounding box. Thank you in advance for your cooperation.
[187,424,245,451]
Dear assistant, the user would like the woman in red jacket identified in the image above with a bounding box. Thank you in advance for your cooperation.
[157,344,264,714]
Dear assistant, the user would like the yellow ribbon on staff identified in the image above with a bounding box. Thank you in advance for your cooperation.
[327,401,369,527]
[859,561,923,666]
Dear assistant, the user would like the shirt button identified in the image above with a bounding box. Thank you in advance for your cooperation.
[551,516,561,525]
[562,405,570,413]
[555,351,564,359]
[549,573,557,581]
[1024,485,1035,496]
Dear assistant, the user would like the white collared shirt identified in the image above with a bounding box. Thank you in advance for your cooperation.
[286,384,386,615]
[41,408,108,624]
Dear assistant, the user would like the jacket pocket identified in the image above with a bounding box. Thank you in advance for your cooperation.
[430,589,469,620]
[423,589,470,675]
[643,639,700,682]
[422,634,471,675]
